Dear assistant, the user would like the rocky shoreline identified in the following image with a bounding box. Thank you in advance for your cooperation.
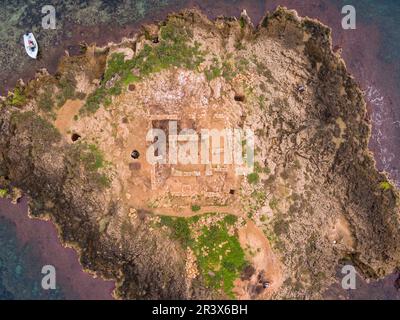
[1,7,399,299]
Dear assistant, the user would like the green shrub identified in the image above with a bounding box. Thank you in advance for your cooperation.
[81,87,107,115]
[239,16,246,28]
[38,90,55,112]
[269,197,278,210]
[71,142,111,189]
[193,220,246,298]
[160,216,192,247]
[205,66,222,81]
[223,214,237,225]
[80,143,106,172]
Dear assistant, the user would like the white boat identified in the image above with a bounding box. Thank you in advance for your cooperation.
[23,32,38,59]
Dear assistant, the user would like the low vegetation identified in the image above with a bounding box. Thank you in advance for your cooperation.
[79,143,106,172]
[205,56,236,81]
[247,172,260,184]
[36,73,83,115]
[159,213,246,298]
[7,87,27,107]
[37,86,55,113]
[80,19,205,115]
[194,219,245,298]
[191,204,201,212]
[10,111,61,144]
[55,72,77,107]
[159,216,192,248]
[71,142,111,188]
[379,181,392,191]
[0,189,8,198]
[253,59,275,83]
[269,197,279,210]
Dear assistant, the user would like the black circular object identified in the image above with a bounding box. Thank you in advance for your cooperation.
[71,133,81,142]
[131,150,140,159]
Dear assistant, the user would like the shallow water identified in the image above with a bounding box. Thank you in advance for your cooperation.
[0,0,399,299]
[0,198,115,299]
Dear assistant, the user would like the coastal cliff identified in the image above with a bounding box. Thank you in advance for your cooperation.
[0,7,399,299]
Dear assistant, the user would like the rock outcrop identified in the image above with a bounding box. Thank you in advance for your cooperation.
[0,8,399,299]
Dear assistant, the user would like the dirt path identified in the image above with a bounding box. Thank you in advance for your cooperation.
[235,220,283,299]
[54,99,83,138]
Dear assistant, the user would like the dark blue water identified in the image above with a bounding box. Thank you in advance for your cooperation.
[341,0,400,82]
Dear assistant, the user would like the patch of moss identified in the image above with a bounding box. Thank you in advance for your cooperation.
[95,173,111,188]
[239,16,246,29]
[236,58,249,73]
[7,87,27,107]
[193,219,246,298]
[81,21,204,115]
[102,53,128,83]
[55,72,77,107]
[81,87,107,114]
[221,60,236,80]
[10,111,61,144]
[269,197,279,210]
[258,94,267,110]
[205,65,222,81]
[160,216,192,248]
[253,162,263,173]
[79,143,106,172]
[160,19,193,43]
[205,58,236,81]
[37,88,55,113]
[223,214,237,225]
[0,189,8,198]
[247,172,260,184]
[159,213,246,298]
[251,190,267,204]
[71,142,111,189]
[379,181,392,191]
